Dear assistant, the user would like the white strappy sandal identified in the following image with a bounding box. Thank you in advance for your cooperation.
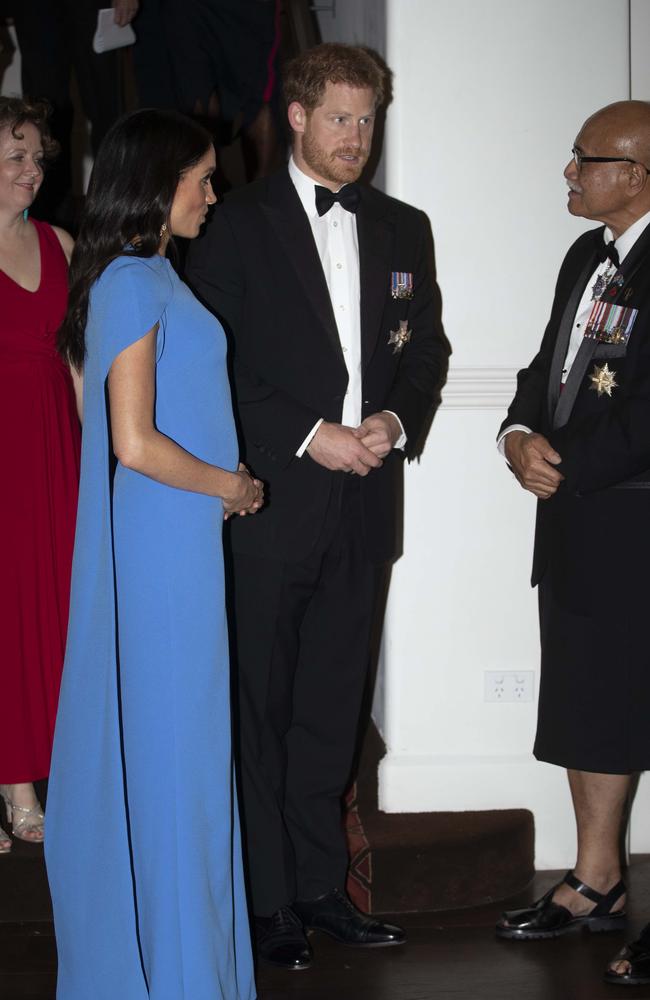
[0,824,10,853]
[0,786,44,843]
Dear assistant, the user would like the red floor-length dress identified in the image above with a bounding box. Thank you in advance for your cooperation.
[0,219,80,783]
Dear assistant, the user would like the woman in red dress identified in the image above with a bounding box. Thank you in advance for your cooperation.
[0,97,80,851]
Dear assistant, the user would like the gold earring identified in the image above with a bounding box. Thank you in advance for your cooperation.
[160,222,168,237]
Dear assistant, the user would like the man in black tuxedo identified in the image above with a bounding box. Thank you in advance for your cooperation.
[496,101,650,984]
[187,43,449,969]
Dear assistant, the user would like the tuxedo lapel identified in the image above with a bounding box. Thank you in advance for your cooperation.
[357,191,394,371]
[552,222,650,428]
[552,335,598,429]
[260,171,343,360]
[548,238,600,424]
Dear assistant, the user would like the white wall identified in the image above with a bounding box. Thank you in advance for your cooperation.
[375,0,650,869]
[631,0,650,97]
[0,24,21,96]
[316,0,388,193]
[316,0,386,55]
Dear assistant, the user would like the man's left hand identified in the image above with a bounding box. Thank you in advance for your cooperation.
[355,412,401,459]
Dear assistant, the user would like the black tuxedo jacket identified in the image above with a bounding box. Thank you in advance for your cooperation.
[186,168,449,564]
[500,222,650,611]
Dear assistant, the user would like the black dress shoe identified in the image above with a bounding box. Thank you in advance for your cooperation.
[605,923,650,985]
[255,906,313,970]
[293,887,406,947]
[496,871,627,941]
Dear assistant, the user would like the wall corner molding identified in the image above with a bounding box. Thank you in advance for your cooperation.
[441,366,517,410]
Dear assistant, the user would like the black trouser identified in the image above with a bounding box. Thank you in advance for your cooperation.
[163,0,279,123]
[131,0,178,109]
[13,0,121,224]
[230,477,384,917]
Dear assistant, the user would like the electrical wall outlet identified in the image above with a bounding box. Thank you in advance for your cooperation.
[484,670,535,703]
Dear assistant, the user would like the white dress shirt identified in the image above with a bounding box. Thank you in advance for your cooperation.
[288,157,406,456]
[498,208,650,454]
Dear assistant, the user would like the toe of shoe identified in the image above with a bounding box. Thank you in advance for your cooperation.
[370,922,406,945]
[259,940,313,970]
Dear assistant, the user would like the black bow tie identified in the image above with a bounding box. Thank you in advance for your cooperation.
[315,183,360,216]
[597,239,620,267]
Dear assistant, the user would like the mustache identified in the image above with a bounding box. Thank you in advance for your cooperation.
[332,148,367,158]
[566,181,581,192]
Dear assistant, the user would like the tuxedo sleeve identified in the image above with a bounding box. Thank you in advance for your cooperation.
[186,207,324,469]
[498,321,555,439]
[497,234,597,441]
[498,265,572,440]
[383,211,450,458]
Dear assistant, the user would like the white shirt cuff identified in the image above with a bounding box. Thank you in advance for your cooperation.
[297,418,324,457]
[497,424,532,457]
[383,410,407,450]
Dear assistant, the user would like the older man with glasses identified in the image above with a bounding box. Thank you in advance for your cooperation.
[495,100,650,987]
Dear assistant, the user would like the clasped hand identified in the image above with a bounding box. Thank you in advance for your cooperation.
[223,463,264,518]
[307,413,401,476]
[504,430,564,499]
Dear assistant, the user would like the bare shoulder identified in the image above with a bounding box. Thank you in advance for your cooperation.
[51,225,75,263]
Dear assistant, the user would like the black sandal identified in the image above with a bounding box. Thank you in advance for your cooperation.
[496,871,626,941]
[605,924,650,985]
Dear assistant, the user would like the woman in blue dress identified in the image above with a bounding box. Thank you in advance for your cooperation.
[47,108,261,1000]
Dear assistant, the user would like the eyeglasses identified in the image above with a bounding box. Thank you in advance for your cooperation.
[572,146,649,173]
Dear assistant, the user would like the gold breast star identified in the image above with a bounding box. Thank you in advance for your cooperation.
[589,362,618,397]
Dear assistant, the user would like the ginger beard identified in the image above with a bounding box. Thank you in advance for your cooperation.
[301,124,369,186]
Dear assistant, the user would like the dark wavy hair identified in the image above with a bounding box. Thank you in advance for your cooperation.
[58,108,213,371]
[0,96,59,161]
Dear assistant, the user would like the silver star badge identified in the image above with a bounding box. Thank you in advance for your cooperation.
[388,320,411,354]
